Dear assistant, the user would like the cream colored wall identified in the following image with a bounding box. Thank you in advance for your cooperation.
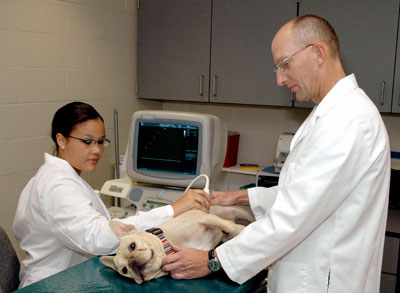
[0,0,162,259]
[3,0,400,264]
[163,102,400,168]
[163,102,311,167]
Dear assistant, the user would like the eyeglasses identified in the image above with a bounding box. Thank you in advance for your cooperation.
[273,44,314,73]
[67,135,111,147]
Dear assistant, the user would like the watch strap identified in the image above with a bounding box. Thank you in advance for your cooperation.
[208,249,216,260]
[208,249,221,272]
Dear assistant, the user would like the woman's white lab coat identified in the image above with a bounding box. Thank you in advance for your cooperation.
[13,153,174,288]
[217,74,391,292]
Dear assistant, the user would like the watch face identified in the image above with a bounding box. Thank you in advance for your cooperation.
[208,259,220,272]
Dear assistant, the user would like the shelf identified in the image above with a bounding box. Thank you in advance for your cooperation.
[222,165,279,177]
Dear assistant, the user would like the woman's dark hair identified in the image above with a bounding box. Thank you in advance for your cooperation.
[51,102,104,150]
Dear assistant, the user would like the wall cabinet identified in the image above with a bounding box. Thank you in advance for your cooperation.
[209,1,294,106]
[300,0,399,113]
[393,21,400,113]
[138,0,296,106]
[137,0,211,102]
[138,0,400,113]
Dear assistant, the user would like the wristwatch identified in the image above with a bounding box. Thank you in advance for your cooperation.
[207,249,221,272]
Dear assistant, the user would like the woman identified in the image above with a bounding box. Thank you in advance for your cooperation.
[13,102,210,288]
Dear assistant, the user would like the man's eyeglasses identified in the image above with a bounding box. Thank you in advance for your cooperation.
[273,44,314,73]
[67,135,111,147]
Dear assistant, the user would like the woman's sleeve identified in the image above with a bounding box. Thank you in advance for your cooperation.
[119,205,174,231]
[41,177,175,256]
[42,177,120,255]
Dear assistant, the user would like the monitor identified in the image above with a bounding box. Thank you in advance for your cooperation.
[126,110,227,189]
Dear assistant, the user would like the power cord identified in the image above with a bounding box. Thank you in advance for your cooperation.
[184,174,210,194]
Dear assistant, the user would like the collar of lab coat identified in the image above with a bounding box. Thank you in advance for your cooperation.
[290,74,359,151]
[314,73,359,119]
[44,153,81,179]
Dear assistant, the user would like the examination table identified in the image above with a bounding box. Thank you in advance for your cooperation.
[16,256,268,292]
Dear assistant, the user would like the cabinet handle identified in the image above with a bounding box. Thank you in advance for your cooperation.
[199,75,204,96]
[380,81,385,105]
[213,75,217,96]
[398,90,400,105]
[291,92,296,102]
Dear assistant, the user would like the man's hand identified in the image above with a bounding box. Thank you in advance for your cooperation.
[210,189,250,206]
[161,244,211,279]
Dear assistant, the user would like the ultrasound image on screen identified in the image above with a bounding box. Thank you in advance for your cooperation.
[137,122,199,175]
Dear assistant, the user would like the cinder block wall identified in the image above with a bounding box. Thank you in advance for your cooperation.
[0,0,161,259]
[3,0,400,264]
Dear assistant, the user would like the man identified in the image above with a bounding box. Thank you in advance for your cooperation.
[162,15,390,292]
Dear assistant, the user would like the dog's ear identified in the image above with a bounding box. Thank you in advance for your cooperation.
[109,220,137,239]
[99,255,117,271]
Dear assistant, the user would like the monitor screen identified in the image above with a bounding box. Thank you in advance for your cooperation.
[126,110,226,189]
[136,121,200,175]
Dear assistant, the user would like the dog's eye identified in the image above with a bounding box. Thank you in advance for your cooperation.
[129,242,136,252]
[122,267,128,274]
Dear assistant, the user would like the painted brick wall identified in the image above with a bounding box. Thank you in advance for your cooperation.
[0,0,161,259]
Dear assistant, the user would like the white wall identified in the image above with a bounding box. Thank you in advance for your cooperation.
[163,102,311,167]
[2,0,400,264]
[163,102,400,169]
[0,0,162,259]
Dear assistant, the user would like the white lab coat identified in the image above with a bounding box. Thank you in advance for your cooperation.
[217,74,391,292]
[13,153,174,288]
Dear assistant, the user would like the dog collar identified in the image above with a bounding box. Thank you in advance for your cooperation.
[146,228,175,255]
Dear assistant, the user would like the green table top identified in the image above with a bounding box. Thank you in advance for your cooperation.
[17,256,268,292]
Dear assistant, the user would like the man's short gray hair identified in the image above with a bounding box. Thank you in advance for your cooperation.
[292,15,340,59]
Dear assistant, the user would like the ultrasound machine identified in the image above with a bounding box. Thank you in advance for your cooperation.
[100,110,227,218]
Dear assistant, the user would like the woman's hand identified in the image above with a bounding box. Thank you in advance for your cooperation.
[171,189,210,216]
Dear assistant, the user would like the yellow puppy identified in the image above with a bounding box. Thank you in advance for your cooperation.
[100,206,254,284]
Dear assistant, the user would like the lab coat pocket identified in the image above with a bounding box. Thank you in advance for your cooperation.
[267,261,308,293]
[280,161,297,186]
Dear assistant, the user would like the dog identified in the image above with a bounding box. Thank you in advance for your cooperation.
[100,206,254,284]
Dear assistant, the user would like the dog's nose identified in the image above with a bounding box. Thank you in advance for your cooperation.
[128,259,136,268]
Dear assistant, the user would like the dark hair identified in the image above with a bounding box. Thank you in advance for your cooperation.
[292,14,340,58]
[51,102,104,150]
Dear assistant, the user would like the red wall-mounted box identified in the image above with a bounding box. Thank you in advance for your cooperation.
[223,132,240,168]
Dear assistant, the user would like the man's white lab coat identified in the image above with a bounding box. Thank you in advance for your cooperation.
[217,74,391,292]
[13,153,174,288]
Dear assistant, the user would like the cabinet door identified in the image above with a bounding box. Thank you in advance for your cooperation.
[138,0,211,102]
[300,0,399,113]
[393,21,400,113]
[210,0,296,106]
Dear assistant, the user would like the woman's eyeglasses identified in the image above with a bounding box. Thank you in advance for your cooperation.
[67,135,111,147]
